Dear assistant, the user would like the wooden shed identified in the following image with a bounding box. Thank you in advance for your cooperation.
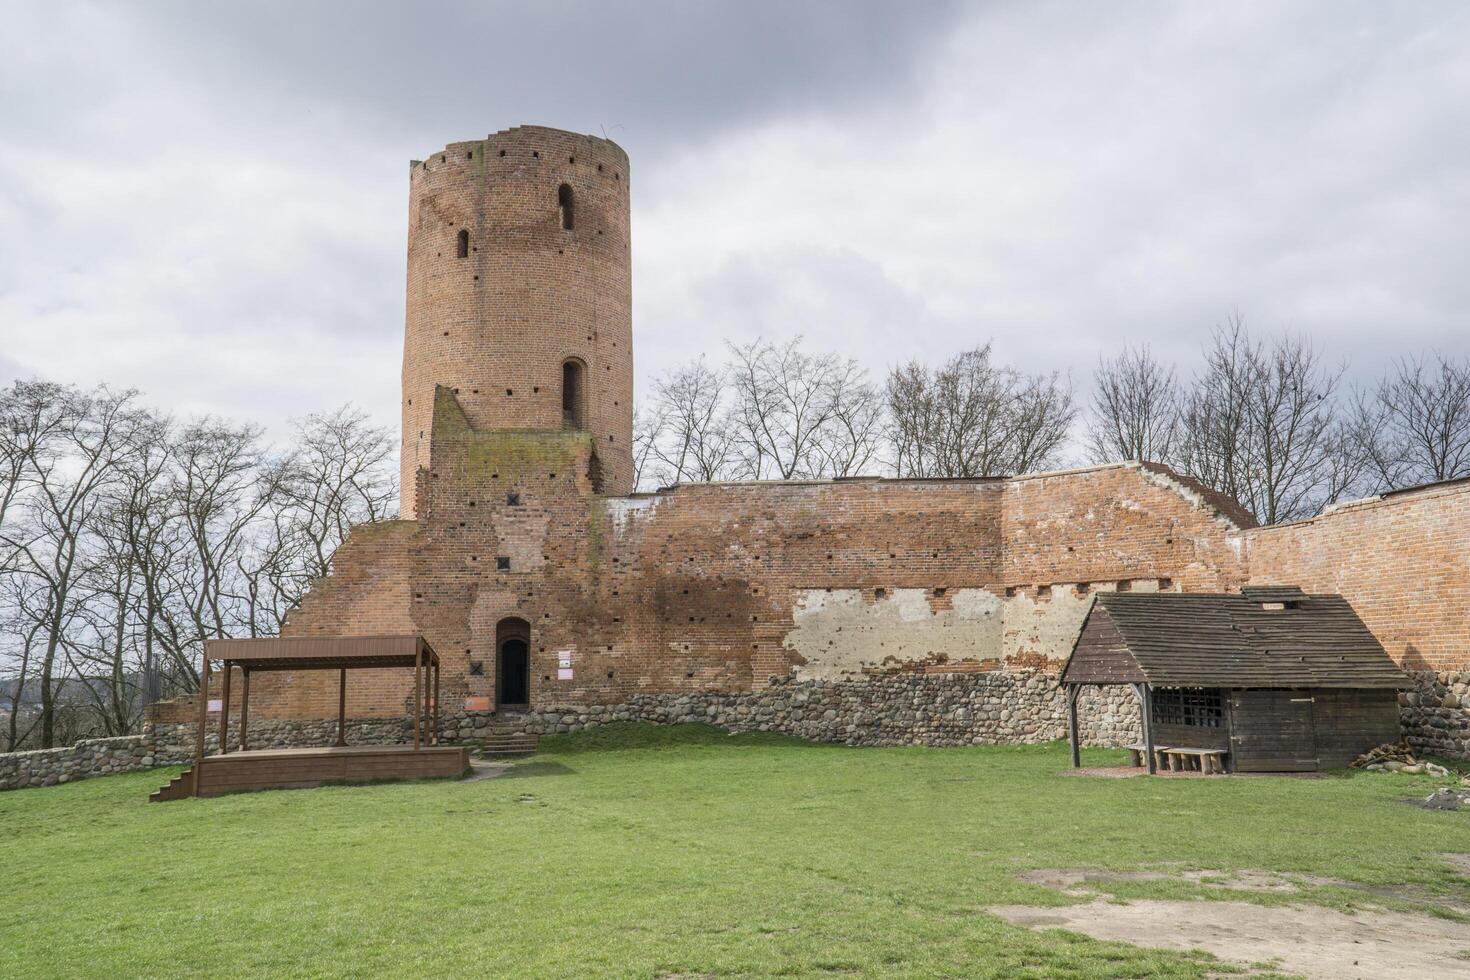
[1061,586,1405,773]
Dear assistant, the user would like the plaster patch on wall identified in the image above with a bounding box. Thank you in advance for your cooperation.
[785,587,1003,681]
[1001,579,1159,668]
[605,495,662,534]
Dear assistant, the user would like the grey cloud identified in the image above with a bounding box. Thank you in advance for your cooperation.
[119,1,963,160]
[1,1,1467,449]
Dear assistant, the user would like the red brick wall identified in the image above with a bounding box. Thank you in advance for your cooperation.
[1242,480,1470,671]
[210,391,1249,721]
[401,126,633,515]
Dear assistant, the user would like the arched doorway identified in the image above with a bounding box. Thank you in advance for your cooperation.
[496,617,531,709]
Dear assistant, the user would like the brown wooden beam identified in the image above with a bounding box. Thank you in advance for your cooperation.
[413,650,422,750]
[1066,683,1081,768]
[218,661,232,755]
[432,662,441,746]
[193,655,210,796]
[239,669,250,752]
[337,668,348,747]
[1132,682,1157,775]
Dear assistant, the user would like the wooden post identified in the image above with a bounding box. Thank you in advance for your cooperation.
[239,669,250,752]
[432,660,441,746]
[413,649,422,750]
[193,654,209,796]
[1066,683,1081,768]
[218,661,232,755]
[337,668,348,747]
[1133,682,1157,775]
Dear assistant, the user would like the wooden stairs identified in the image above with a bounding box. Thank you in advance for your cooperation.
[476,732,539,757]
[150,769,196,802]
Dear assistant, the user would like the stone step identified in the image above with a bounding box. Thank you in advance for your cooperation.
[473,733,539,758]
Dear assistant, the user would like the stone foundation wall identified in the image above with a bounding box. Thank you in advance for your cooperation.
[146,717,413,761]
[475,671,1143,748]
[1401,669,1470,758]
[144,672,1143,754]
[16,668,1468,794]
[0,735,156,791]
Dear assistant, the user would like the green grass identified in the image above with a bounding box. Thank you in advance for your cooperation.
[3,723,1469,978]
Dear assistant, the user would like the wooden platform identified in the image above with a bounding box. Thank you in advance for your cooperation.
[151,745,469,801]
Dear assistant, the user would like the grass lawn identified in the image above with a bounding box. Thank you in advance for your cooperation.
[4,724,1470,978]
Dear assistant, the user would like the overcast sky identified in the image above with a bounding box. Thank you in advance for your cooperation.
[2,1,1467,451]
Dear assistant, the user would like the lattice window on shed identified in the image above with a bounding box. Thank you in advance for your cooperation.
[1151,688,1224,728]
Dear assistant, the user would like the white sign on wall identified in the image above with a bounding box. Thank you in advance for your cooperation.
[207,699,222,712]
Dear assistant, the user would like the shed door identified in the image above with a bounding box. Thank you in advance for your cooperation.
[1229,690,1318,772]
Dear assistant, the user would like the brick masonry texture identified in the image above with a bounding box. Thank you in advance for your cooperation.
[215,405,1252,725]
[1241,481,1470,673]
[129,124,1470,762]
[1240,481,1470,755]
[401,126,633,514]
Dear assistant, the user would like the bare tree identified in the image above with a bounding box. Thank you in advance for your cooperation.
[812,357,885,477]
[0,380,402,748]
[168,417,284,649]
[728,338,881,480]
[277,406,397,582]
[1177,318,1357,525]
[646,358,738,485]
[1008,371,1077,473]
[0,572,47,751]
[0,385,148,746]
[1086,345,1181,464]
[729,338,834,480]
[631,404,664,491]
[0,381,73,558]
[1355,353,1470,491]
[887,345,1074,477]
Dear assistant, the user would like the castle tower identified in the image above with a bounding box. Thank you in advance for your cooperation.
[400,126,633,516]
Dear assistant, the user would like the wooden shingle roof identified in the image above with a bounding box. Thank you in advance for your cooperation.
[1063,589,1405,689]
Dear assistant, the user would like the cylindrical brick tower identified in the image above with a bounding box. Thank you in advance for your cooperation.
[400,125,633,516]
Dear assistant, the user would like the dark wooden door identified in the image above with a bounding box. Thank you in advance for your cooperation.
[1229,689,1318,772]
[498,639,529,707]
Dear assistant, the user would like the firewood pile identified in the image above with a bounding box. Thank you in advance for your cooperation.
[1351,741,1451,776]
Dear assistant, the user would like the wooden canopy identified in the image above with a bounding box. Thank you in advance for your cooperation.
[193,635,442,797]
[1061,587,1404,690]
[203,635,439,672]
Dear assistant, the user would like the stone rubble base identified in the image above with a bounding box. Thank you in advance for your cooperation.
[3,668,1463,792]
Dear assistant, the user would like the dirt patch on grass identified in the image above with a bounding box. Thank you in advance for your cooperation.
[1443,853,1470,876]
[1017,868,1299,893]
[460,761,511,782]
[997,868,1470,978]
[992,897,1470,979]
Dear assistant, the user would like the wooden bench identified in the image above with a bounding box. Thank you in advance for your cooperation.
[1125,743,1170,769]
[1159,747,1227,774]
